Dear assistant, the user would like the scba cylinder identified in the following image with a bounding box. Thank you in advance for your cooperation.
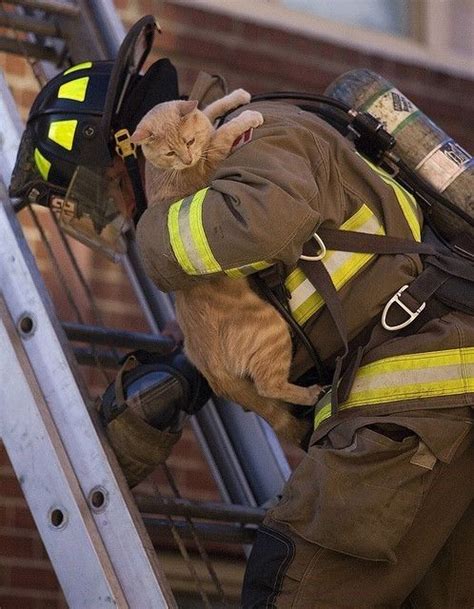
[325,69,473,241]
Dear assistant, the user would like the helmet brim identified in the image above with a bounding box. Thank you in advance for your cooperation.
[101,15,158,142]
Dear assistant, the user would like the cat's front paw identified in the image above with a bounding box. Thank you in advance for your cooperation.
[230,88,252,106]
[239,110,264,128]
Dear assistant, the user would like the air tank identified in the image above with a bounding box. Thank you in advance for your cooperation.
[324,69,473,241]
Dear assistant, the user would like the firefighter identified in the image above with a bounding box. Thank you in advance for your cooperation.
[137,103,474,608]
[9,16,474,608]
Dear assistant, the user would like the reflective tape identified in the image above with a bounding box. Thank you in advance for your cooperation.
[34,148,51,180]
[58,77,90,102]
[48,119,78,151]
[225,260,272,279]
[169,188,272,277]
[286,204,384,325]
[314,347,474,429]
[359,155,421,242]
[168,188,221,275]
[63,61,92,75]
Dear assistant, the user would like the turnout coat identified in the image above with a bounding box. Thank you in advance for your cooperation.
[137,100,474,561]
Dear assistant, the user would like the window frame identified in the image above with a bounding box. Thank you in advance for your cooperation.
[271,0,419,40]
[173,0,474,79]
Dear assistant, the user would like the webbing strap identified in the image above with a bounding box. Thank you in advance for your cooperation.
[317,227,435,256]
[299,248,350,414]
[299,223,474,411]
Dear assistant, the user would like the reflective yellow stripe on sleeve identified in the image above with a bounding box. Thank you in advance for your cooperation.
[225,260,273,279]
[286,203,385,325]
[168,188,222,275]
[359,155,421,242]
[168,188,273,277]
[314,347,474,429]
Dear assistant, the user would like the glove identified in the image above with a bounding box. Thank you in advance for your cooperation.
[98,348,210,487]
[104,407,182,488]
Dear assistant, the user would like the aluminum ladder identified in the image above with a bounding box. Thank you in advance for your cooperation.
[0,1,292,605]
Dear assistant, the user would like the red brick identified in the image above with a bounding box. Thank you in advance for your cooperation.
[0,446,13,467]
[0,477,25,499]
[12,506,37,530]
[0,597,38,609]
[4,53,28,77]
[10,566,60,591]
[0,533,36,558]
[156,2,235,35]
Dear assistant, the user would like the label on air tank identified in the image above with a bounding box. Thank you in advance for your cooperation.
[416,140,472,192]
[364,87,420,134]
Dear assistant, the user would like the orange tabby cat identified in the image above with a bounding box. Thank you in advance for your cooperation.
[131,90,321,446]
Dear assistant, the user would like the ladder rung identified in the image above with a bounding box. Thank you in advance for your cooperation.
[143,518,258,545]
[0,9,60,37]
[0,34,59,61]
[5,0,79,17]
[63,321,175,353]
[73,347,120,369]
[135,496,266,525]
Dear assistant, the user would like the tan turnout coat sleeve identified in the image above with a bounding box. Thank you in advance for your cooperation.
[137,102,421,291]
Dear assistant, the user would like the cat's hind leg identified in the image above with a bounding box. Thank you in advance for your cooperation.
[208,372,311,447]
[245,329,322,407]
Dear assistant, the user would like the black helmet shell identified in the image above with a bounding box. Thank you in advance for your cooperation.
[27,61,114,190]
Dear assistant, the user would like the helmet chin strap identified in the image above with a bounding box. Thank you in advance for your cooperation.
[114,128,148,225]
[125,155,148,225]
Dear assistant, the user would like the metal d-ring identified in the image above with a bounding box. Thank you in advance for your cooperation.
[300,233,327,261]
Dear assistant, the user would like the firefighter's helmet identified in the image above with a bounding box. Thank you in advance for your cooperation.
[9,16,179,257]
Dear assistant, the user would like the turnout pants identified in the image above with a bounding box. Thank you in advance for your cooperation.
[241,408,474,609]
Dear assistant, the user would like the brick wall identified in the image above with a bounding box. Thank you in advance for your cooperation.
[0,1,473,606]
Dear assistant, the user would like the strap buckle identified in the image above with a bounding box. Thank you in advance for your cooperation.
[300,233,326,261]
[381,284,426,331]
[114,128,137,159]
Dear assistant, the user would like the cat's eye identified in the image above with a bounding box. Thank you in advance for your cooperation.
[186,138,195,147]
[165,151,176,157]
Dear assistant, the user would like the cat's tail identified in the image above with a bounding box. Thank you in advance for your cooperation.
[209,373,312,447]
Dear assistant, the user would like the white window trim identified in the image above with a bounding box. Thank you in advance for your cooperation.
[172,0,474,79]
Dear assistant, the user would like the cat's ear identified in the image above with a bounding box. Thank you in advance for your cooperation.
[130,125,153,145]
[178,100,198,117]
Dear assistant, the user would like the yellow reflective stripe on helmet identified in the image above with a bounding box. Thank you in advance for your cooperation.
[63,61,92,75]
[286,204,384,325]
[168,188,222,275]
[314,347,474,429]
[359,155,421,242]
[58,77,90,102]
[34,148,51,180]
[48,119,78,151]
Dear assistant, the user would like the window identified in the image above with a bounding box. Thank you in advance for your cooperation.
[183,0,474,77]
[278,0,411,36]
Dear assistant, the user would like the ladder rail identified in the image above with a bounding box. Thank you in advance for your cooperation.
[0,178,178,608]
[0,296,129,608]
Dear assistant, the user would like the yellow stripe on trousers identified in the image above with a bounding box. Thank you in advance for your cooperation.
[314,347,474,429]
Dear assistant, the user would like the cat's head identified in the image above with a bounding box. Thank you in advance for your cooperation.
[130,100,213,170]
